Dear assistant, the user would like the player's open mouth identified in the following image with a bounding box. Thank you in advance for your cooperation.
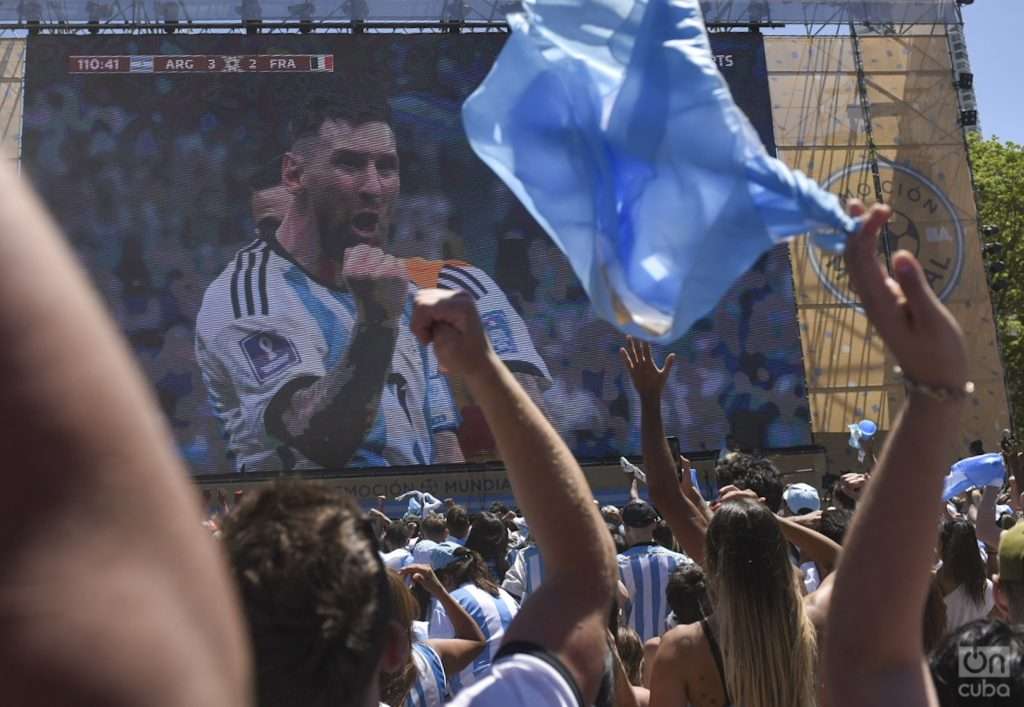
[351,212,380,238]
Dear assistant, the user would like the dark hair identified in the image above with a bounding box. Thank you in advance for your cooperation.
[924,576,949,656]
[931,620,1024,705]
[831,485,857,511]
[447,505,471,539]
[465,512,510,580]
[380,571,418,707]
[940,519,988,607]
[381,520,411,553]
[666,563,712,625]
[420,513,448,542]
[489,502,509,517]
[436,547,501,597]
[715,453,784,513]
[221,481,391,707]
[288,93,392,149]
[653,520,676,551]
[819,508,853,546]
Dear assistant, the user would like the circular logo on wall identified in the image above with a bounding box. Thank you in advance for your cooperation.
[806,160,965,306]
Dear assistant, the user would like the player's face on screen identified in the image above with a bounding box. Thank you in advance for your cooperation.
[304,118,400,255]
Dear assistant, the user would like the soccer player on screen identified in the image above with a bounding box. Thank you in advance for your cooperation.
[196,95,549,472]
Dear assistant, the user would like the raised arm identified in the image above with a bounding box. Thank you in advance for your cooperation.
[776,515,842,578]
[621,337,708,565]
[400,564,486,675]
[0,165,249,703]
[266,245,407,467]
[974,484,1004,551]
[825,203,968,707]
[412,289,617,702]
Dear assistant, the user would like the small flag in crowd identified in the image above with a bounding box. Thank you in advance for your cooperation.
[462,0,858,343]
[848,419,878,463]
[943,453,1006,501]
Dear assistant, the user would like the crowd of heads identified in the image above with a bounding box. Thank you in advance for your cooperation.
[205,431,1024,706]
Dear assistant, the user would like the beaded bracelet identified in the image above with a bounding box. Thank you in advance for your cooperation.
[893,366,975,402]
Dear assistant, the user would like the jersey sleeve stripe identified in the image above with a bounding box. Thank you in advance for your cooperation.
[230,251,245,319]
[230,240,264,319]
[244,250,258,316]
[258,246,271,315]
[438,271,483,300]
[442,265,489,296]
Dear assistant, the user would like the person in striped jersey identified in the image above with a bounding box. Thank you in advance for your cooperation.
[616,500,692,643]
[381,568,486,707]
[196,96,550,474]
[426,542,520,694]
[501,542,545,602]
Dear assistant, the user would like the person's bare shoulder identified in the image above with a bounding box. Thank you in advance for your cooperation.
[660,622,704,655]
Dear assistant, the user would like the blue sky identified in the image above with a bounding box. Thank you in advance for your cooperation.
[963,3,1024,144]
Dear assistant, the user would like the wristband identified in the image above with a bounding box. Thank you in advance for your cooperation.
[894,366,974,402]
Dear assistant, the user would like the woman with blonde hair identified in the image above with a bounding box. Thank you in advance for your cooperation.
[650,497,835,706]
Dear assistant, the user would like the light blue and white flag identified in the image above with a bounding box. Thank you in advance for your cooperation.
[942,453,1006,501]
[462,0,858,343]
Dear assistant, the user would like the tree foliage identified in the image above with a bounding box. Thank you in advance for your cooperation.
[969,133,1024,429]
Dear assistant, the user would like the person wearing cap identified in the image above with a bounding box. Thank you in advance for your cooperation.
[426,541,521,694]
[783,482,821,517]
[617,498,693,642]
[781,482,826,593]
[995,521,1024,624]
[411,513,450,565]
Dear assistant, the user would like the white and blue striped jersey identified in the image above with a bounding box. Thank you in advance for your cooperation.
[196,243,550,472]
[428,584,520,693]
[617,543,692,642]
[502,544,545,601]
[195,240,460,472]
[405,642,447,707]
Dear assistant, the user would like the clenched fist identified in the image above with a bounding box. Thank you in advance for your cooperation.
[343,244,409,325]
[411,289,493,376]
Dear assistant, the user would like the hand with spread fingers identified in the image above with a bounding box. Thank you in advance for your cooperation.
[843,201,967,394]
[620,336,675,401]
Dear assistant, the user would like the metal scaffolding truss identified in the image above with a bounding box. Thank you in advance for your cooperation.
[1,1,959,29]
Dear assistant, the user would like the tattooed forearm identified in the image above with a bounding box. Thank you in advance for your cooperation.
[269,320,399,468]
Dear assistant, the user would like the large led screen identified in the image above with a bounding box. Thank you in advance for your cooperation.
[23,33,812,474]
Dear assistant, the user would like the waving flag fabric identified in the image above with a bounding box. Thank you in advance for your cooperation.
[462,0,858,343]
[942,453,1006,502]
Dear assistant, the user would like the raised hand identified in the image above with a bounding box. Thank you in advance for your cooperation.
[343,244,409,324]
[620,336,675,400]
[399,563,447,597]
[843,201,967,392]
[840,473,868,500]
[411,288,493,376]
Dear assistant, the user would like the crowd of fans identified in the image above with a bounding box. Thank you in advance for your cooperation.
[4,134,1024,707]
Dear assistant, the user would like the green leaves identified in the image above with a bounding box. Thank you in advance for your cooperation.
[970,134,1024,425]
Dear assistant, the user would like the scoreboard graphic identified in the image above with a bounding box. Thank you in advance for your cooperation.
[68,54,335,74]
